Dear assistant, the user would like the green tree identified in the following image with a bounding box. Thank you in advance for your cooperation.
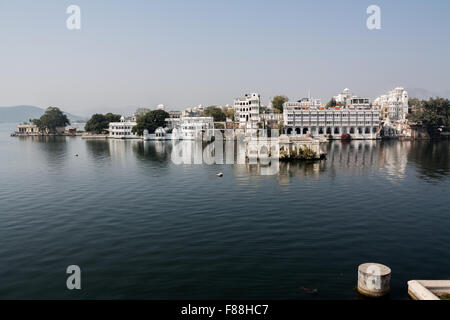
[326,98,337,109]
[224,108,235,121]
[203,106,226,122]
[132,110,169,135]
[31,107,70,134]
[408,97,450,134]
[272,95,288,113]
[85,113,121,133]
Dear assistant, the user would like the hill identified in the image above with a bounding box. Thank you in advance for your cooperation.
[0,106,86,123]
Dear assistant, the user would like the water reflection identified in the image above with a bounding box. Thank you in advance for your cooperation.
[407,140,450,182]
[24,135,448,184]
[229,140,449,184]
[133,141,172,162]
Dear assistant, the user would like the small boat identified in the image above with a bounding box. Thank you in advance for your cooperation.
[216,173,223,177]
[341,133,351,141]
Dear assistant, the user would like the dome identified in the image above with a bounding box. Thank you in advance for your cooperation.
[120,116,125,122]
[279,134,290,143]
[155,127,166,134]
[157,104,165,110]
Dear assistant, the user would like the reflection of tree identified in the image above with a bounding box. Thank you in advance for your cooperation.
[133,141,172,163]
[407,140,450,181]
[85,140,111,160]
[18,136,69,168]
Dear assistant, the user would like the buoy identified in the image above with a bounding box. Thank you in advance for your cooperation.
[216,173,223,177]
[75,154,79,157]
[357,263,391,297]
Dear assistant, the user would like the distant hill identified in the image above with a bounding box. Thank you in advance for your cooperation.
[0,106,86,123]
[408,88,450,100]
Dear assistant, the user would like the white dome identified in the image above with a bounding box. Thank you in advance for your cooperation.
[157,104,165,110]
[155,127,166,134]
[279,134,290,143]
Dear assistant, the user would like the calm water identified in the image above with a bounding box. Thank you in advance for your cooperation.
[0,122,449,300]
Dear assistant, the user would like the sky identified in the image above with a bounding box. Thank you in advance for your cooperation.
[0,0,449,116]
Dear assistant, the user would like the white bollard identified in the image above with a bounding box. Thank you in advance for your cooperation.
[357,263,391,297]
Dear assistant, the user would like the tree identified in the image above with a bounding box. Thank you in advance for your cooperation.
[408,98,423,114]
[134,108,151,117]
[224,108,235,121]
[31,107,70,134]
[408,97,450,134]
[85,113,121,134]
[326,98,337,109]
[203,106,226,122]
[132,110,169,135]
[272,96,288,113]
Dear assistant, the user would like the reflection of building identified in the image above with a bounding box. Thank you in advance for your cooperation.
[283,90,380,139]
[108,115,139,139]
[234,93,261,129]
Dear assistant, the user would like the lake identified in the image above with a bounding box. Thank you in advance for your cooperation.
[0,123,449,299]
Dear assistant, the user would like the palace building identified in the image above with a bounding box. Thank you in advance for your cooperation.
[283,89,381,139]
[373,87,409,121]
[108,115,139,139]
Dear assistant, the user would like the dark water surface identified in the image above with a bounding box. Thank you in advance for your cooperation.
[0,123,449,299]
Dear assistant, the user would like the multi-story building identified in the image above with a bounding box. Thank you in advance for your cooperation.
[373,87,409,121]
[283,90,381,139]
[108,115,139,139]
[172,117,215,140]
[166,111,182,129]
[234,93,261,129]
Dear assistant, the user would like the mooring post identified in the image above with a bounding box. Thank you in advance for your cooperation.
[357,263,391,297]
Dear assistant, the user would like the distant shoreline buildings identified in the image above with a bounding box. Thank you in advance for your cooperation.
[14,86,413,140]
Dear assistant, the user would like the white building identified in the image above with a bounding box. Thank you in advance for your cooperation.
[373,87,409,121]
[108,115,139,139]
[234,93,261,129]
[284,97,323,110]
[172,117,215,140]
[283,91,381,139]
[333,88,371,109]
[334,88,352,106]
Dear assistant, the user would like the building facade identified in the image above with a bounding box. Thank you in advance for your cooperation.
[108,116,139,139]
[284,90,381,139]
[234,93,261,129]
[373,87,409,121]
[172,116,215,140]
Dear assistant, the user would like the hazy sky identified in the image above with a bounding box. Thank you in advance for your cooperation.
[1,0,449,116]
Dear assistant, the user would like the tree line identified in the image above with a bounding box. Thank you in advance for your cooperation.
[408,97,450,135]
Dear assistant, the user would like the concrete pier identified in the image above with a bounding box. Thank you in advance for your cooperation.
[357,263,391,297]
